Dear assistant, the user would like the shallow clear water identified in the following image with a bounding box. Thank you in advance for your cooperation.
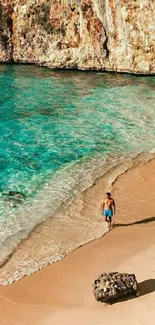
[0,64,155,277]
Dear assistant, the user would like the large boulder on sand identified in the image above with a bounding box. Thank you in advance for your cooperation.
[93,272,140,303]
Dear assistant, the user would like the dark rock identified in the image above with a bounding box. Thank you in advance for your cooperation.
[8,191,26,199]
[2,191,26,199]
[93,272,140,303]
[2,190,26,207]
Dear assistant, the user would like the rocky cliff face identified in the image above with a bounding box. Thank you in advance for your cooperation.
[0,0,154,73]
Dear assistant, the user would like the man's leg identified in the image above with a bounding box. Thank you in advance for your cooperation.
[109,217,112,229]
[105,216,110,229]
[105,217,108,223]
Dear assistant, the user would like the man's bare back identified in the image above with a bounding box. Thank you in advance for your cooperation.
[104,197,114,210]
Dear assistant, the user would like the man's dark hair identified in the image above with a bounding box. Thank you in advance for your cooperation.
[106,192,111,197]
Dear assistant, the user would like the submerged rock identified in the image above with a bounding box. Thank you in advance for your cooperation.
[8,191,26,199]
[93,272,140,303]
[2,191,26,207]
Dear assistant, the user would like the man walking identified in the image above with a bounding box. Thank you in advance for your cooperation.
[100,192,116,229]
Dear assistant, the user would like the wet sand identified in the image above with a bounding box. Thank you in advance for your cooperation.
[1,158,155,325]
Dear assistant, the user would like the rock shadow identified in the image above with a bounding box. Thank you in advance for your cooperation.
[138,279,155,297]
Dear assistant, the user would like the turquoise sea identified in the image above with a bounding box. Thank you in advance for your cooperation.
[0,64,155,282]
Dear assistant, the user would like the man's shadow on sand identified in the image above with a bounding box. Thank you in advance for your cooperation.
[110,279,155,304]
[114,216,155,228]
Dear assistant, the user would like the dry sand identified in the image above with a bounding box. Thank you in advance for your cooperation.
[1,159,155,325]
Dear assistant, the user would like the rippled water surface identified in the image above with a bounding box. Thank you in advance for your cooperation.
[0,64,155,280]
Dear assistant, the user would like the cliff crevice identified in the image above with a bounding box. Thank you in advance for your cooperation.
[0,1,13,62]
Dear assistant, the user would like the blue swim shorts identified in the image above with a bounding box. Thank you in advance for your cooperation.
[103,209,113,218]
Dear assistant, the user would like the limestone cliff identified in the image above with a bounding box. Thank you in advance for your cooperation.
[0,0,154,73]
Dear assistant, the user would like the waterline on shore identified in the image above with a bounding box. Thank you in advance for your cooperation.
[0,152,154,285]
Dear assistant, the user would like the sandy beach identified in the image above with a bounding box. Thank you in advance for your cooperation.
[1,158,155,325]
